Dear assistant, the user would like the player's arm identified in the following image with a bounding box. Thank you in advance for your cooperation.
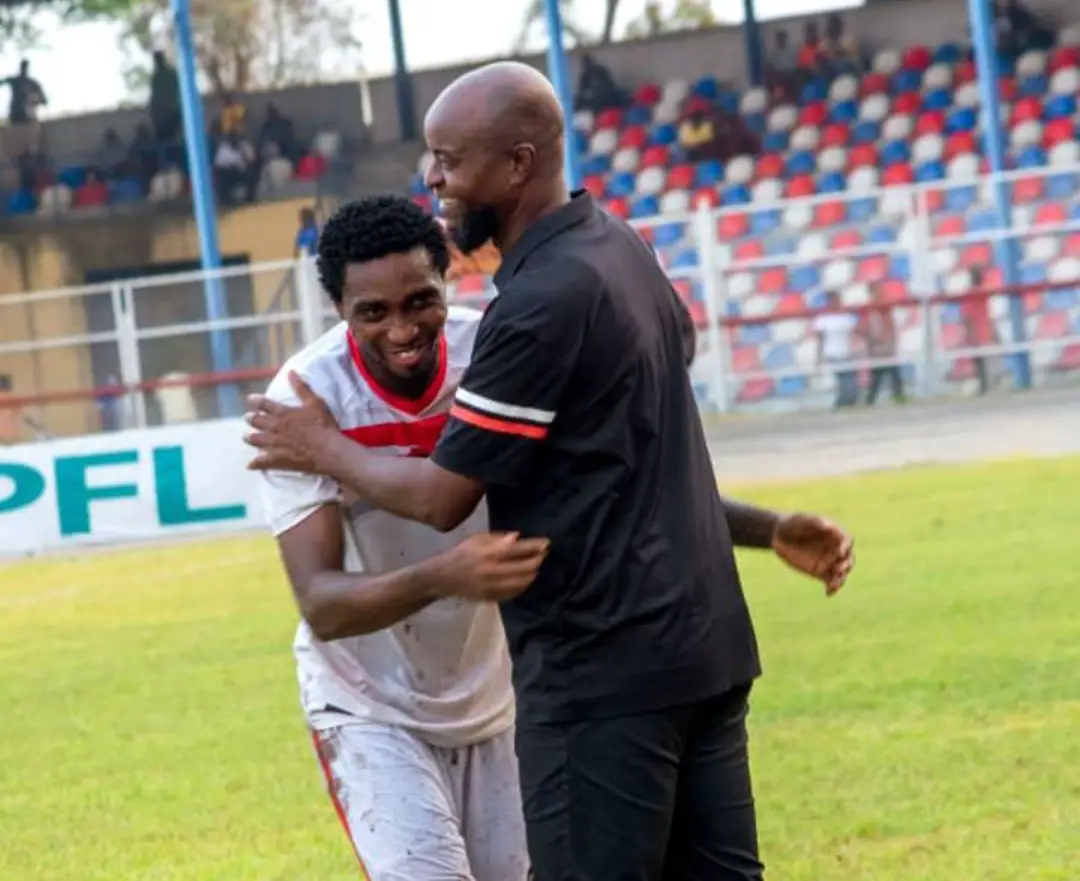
[719,496,782,548]
[277,503,445,640]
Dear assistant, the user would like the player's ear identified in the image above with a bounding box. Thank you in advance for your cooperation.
[509,143,536,186]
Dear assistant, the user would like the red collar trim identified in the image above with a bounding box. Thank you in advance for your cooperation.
[347,330,448,416]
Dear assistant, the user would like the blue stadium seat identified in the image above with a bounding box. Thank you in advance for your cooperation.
[5,189,33,215]
[1045,289,1077,310]
[830,100,858,124]
[607,170,635,197]
[922,88,952,111]
[1070,202,1080,222]
[649,123,678,146]
[866,225,898,245]
[889,254,911,279]
[1043,94,1076,121]
[737,324,771,346]
[671,248,699,269]
[946,106,977,134]
[790,265,821,291]
[721,184,751,206]
[787,151,816,176]
[744,113,767,135]
[1017,74,1048,98]
[630,194,660,218]
[806,289,830,311]
[109,178,144,204]
[881,140,911,165]
[581,154,611,176]
[762,130,789,152]
[692,76,720,100]
[934,42,964,64]
[818,171,847,194]
[801,79,829,103]
[777,375,809,397]
[1045,173,1078,199]
[653,221,685,248]
[915,159,946,182]
[573,130,589,154]
[849,197,878,222]
[1020,264,1047,284]
[716,91,740,114]
[940,302,963,323]
[1017,146,1047,169]
[57,165,87,190]
[892,69,922,93]
[750,210,781,235]
[764,344,795,370]
[851,120,881,145]
[694,160,724,187]
[944,186,978,212]
[625,104,653,126]
[765,235,795,257]
[968,210,999,232]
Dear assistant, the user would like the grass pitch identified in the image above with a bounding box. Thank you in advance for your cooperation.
[2,457,1078,881]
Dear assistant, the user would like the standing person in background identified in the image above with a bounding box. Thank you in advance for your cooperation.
[148,50,181,145]
[2,60,46,159]
[865,284,906,405]
[814,291,861,408]
[246,62,855,881]
[295,207,320,257]
[964,267,997,395]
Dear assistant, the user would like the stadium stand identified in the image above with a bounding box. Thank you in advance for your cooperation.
[409,23,1080,406]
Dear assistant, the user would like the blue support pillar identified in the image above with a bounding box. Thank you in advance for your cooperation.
[170,0,239,415]
[387,0,417,141]
[542,0,582,190]
[968,0,1031,389]
[743,0,764,88]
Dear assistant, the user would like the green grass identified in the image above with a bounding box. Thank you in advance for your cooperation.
[2,457,1079,880]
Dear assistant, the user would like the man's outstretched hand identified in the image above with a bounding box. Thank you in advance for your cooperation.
[771,513,854,596]
[245,371,340,474]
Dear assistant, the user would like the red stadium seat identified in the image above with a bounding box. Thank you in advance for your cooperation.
[856,255,889,283]
[1011,97,1042,125]
[914,111,946,136]
[982,266,1005,289]
[636,224,655,243]
[944,131,977,160]
[1035,311,1069,340]
[892,92,921,115]
[786,174,816,198]
[882,163,915,186]
[736,378,775,403]
[1049,46,1080,72]
[1063,231,1080,257]
[1044,117,1075,148]
[671,278,692,301]
[954,59,977,84]
[605,197,630,219]
[296,153,327,180]
[758,267,788,293]
[692,187,720,208]
[848,143,878,169]
[902,45,932,71]
[831,229,863,250]
[859,72,889,97]
[633,83,662,105]
[718,212,749,239]
[798,102,828,127]
[813,200,846,227]
[775,294,805,316]
[734,239,765,263]
[820,123,850,148]
[73,181,109,208]
[924,187,945,214]
[1053,342,1080,370]
[1024,290,1045,314]
[879,279,908,302]
[687,301,707,327]
[1012,175,1044,203]
[683,95,712,115]
[595,108,623,128]
[998,76,1017,102]
[756,153,785,179]
[640,145,670,167]
[583,174,606,198]
[1034,201,1067,226]
[666,164,695,190]
[619,125,648,149]
[731,345,761,372]
[960,242,993,267]
[934,215,966,238]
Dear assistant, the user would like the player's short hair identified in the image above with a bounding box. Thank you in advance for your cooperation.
[316,194,450,303]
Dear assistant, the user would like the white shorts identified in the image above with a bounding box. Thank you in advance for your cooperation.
[311,722,529,881]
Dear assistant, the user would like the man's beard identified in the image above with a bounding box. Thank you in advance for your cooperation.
[452,205,500,254]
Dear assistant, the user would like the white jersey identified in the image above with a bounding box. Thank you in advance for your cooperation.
[257,307,514,748]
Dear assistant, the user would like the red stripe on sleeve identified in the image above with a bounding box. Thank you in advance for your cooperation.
[449,403,549,440]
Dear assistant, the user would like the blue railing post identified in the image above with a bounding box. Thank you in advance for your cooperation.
[542,0,582,190]
[171,0,240,415]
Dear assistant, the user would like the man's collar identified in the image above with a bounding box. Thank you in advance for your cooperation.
[494,190,593,287]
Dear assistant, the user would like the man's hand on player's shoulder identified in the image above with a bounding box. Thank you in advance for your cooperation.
[421,532,550,603]
[245,371,340,475]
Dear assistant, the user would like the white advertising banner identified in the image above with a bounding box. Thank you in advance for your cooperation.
[0,419,267,558]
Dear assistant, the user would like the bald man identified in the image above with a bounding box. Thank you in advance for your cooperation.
[247,61,854,881]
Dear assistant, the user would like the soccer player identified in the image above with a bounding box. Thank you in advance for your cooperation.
[247,64,854,881]
[255,194,542,881]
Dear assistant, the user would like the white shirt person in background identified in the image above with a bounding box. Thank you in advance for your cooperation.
[813,291,861,408]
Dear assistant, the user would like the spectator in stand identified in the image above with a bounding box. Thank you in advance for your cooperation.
[575,53,627,113]
[964,267,997,395]
[258,103,300,165]
[214,131,257,206]
[821,14,863,75]
[149,50,181,145]
[797,21,824,76]
[864,285,906,404]
[2,60,47,160]
[128,122,159,189]
[678,108,718,162]
[295,207,320,257]
[75,168,109,208]
[994,0,1054,54]
[220,91,247,137]
[765,28,801,101]
[814,291,861,408]
[94,129,128,181]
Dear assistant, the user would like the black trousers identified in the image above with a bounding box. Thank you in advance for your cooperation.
[518,684,763,881]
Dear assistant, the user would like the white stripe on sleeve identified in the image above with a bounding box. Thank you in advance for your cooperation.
[455,388,557,425]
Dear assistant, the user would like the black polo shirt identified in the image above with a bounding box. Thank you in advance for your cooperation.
[432,192,760,724]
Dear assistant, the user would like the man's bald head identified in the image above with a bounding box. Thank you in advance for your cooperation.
[423,62,571,256]
[426,62,565,172]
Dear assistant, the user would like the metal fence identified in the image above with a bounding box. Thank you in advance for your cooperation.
[2,163,1079,441]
